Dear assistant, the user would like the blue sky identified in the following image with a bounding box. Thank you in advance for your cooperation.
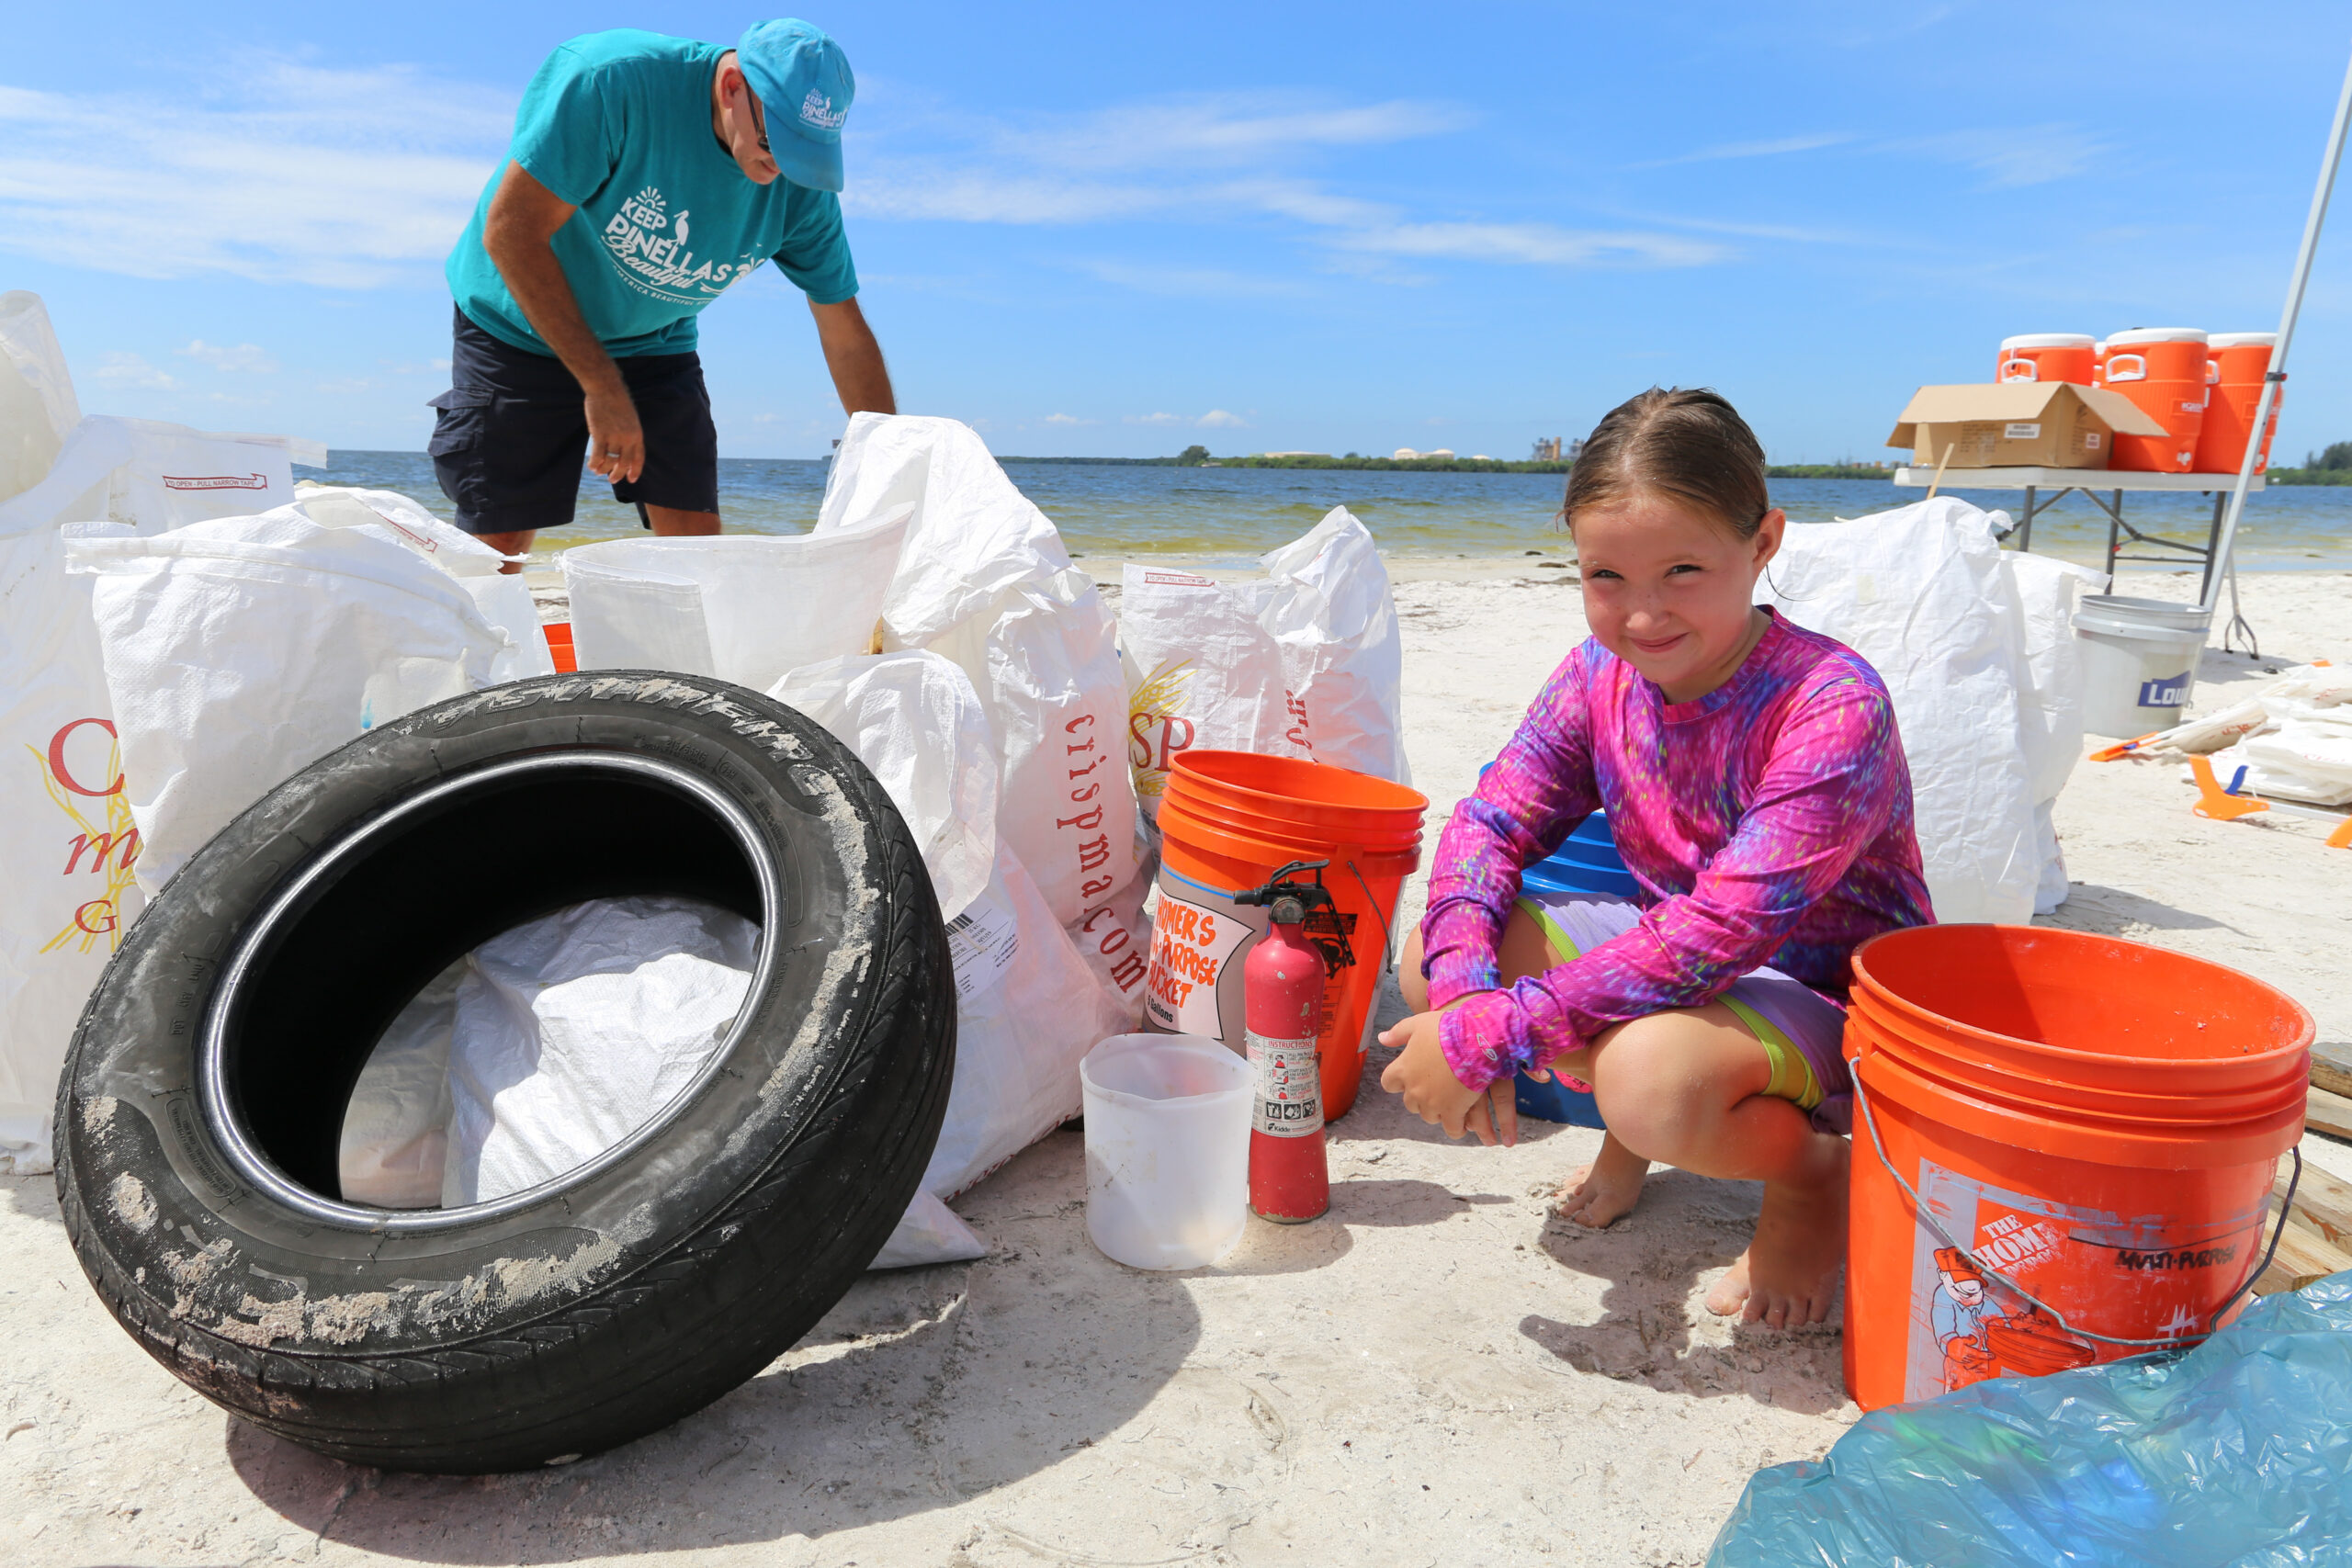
[5,2,2350,462]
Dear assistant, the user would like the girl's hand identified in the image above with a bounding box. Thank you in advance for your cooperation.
[1378,1010,1518,1147]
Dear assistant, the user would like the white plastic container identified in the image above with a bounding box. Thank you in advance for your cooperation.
[563,505,912,690]
[1081,1033,1250,1269]
[2075,594,2212,738]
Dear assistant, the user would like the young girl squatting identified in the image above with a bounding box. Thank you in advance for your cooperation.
[1380,388,1935,1329]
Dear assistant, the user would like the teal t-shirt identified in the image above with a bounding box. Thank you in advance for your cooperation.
[447,30,858,358]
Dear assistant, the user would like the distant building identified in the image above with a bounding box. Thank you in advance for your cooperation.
[1393,447,1419,460]
[1423,448,1456,461]
[1471,454,1492,462]
[1567,437,1587,460]
[1530,436,1562,461]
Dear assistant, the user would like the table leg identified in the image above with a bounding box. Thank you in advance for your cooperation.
[2199,491,2227,603]
[2105,491,2121,581]
[2018,487,2036,552]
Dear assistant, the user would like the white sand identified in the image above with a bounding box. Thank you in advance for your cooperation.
[3,561,2346,1567]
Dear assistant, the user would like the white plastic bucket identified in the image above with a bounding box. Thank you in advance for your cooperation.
[1080,1032,1250,1269]
[2075,594,2212,738]
[563,504,912,690]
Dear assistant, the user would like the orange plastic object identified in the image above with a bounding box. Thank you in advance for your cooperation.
[2105,329,2210,472]
[2189,755,2271,821]
[1145,751,1427,1122]
[543,621,577,673]
[2087,731,2166,762]
[1996,334,2097,387]
[1842,924,2312,1411]
[2192,335,2281,477]
[2328,816,2352,851]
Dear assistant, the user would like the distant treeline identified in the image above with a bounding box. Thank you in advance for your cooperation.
[998,450,1571,474]
[995,447,1898,479]
[2269,441,2352,484]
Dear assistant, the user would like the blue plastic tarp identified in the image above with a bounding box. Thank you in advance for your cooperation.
[1708,1271,2352,1567]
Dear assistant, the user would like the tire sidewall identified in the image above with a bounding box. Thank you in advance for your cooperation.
[60,672,924,1360]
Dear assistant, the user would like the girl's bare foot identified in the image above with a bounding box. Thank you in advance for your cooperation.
[1557,1132,1650,1227]
[1704,1137,1849,1328]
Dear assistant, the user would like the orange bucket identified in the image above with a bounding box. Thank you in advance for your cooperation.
[1996,333,2096,386]
[2104,328,2211,472]
[2190,332,2280,476]
[1144,751,1426,1120]
[544,621,578,673]
[1841,924,2311,1413]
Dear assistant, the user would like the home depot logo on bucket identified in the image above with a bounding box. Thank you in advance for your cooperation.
[1901,1157,2256,1403]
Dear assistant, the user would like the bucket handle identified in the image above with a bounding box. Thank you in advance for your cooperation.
[1852,1066,2300,1350]
[1342,857,1398,972]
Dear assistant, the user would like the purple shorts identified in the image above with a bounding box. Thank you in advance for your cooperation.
[1516,890,1855,1135]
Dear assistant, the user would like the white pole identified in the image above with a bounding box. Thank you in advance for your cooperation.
[2202,42,2352,613]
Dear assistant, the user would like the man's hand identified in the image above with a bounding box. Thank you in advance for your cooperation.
[483,162,645,480]
[583,382,645,485]
[1379,1009,1518,1147]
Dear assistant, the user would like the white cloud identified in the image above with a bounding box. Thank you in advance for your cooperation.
[1638,123,2105,191]
[1125,410,1247,429]
[1076,259,1309,299]
[852,170,1170,225]
[0,61,509,288]
[180,339,278,373]
[847,89,1714,276]
[989,95,1475,173]
[93,351,175,389]
[1042,412,1090,425]
[1639,132,1855,168]
[1340,222,1724,268]
[1906,126,2109,188]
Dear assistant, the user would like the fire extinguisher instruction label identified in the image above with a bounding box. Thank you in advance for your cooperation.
[1247,1030,1323,1137]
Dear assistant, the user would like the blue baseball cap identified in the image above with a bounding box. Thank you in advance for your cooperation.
[737,19,854,192]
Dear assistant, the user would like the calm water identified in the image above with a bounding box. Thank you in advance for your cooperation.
[316,451,2352,571]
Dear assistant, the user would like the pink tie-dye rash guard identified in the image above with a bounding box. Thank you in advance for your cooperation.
[1419,610,1935,1090]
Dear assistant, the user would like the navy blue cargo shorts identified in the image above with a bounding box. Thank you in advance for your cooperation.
[427,307,718,536]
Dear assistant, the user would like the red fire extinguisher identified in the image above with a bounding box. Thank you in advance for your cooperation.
[1234,861,1337,1224]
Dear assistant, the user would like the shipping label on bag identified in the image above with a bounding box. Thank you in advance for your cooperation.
[944,893,1020,1002]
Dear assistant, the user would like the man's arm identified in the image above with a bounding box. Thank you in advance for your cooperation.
[808,298,896,414]
[481,162,646,483]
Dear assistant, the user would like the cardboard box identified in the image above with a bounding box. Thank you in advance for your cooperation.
[1886,383,2166,469]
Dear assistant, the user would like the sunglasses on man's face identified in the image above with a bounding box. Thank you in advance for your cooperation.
[748,91,770,154]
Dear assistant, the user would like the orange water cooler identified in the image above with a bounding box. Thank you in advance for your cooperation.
[1996,333,2096,385]
[2190,332,2280,476]
[2104,327,2210,471]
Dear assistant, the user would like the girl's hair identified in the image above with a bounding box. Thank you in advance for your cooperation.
[1560,387,1770,540]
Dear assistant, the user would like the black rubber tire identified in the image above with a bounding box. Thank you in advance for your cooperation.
[52,671,956,1474]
